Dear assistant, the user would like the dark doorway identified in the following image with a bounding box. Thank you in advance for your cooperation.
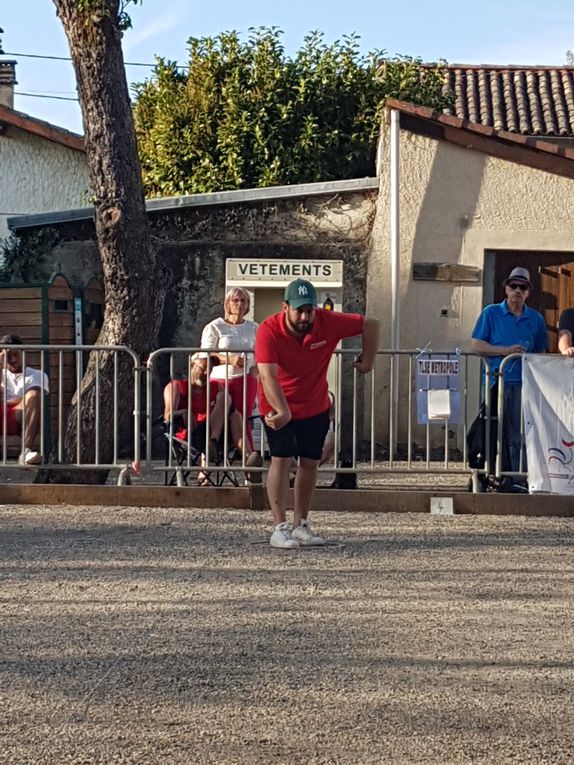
[488,251,574,352]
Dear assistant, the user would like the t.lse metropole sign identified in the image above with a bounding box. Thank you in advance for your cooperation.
[226,259,343,288]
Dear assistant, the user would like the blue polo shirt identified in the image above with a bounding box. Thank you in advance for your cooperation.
[472,299,548,385]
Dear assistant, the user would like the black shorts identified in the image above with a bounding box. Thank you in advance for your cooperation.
[264,409,330,460]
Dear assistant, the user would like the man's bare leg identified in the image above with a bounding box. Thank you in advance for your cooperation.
[319,431,335,466]
[292,457,319,528]
[15,388,42,448]
[163,382,181,422]
[229,410,244,453]
[208,391,230,441]
[266,456,292,524]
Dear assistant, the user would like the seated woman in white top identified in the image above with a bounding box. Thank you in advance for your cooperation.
[193,287,259,458]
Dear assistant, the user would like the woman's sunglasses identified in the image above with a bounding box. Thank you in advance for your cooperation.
[507,282,529,291]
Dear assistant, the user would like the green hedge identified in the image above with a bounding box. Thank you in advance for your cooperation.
[133,28,451,197]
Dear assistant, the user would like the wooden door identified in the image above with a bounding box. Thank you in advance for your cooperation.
[493,252,574,352]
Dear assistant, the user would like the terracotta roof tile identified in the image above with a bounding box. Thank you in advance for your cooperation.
[439,66,574,136]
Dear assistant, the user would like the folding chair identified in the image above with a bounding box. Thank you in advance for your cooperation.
[164,427,240,487]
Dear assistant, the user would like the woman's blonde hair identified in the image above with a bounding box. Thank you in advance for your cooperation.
[224,287,250,316]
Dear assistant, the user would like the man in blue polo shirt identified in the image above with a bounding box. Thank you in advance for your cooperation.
[471,266,547,478]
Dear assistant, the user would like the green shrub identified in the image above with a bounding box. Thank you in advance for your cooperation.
[133,28,451,196]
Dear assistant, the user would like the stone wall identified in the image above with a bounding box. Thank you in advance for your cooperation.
[34,183,377,455]
[44,185,377,349]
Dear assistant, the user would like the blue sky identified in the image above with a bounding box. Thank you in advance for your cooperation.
[1,0,574,134]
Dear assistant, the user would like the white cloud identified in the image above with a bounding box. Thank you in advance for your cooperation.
[122,1,188,55]
[462,33,573,67]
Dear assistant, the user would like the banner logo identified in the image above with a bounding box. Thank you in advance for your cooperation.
[547,439,574,482]
[548,440,574,464]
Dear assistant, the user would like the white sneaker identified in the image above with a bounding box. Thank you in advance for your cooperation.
[292,520,325,546]
[19,448,42,466]
[270,522,299,549]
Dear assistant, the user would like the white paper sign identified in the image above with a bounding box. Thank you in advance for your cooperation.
[523,355,574,495]
[427,389,451,420]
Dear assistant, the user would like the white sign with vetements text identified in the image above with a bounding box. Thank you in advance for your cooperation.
[226,259,343,287]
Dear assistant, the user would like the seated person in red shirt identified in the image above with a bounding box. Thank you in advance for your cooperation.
[0,334,48,465]
[163,355,244,483]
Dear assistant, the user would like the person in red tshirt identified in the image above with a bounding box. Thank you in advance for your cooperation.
[163,355,243,483]
[255,278,380,548]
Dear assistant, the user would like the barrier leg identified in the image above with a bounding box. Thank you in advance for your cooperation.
[470,470,486,493]
[117,466,131,486]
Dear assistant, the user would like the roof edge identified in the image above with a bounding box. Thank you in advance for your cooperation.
[8,177,379,232]
[0,104,84,152]
[385,98,574,168]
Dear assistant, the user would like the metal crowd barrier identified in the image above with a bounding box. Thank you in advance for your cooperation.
[327,348,487,476]
[0,342,512,490]
[142,347,488,487]
[471,353,552,492]
[145,348,261,485]
[0,344,141,482]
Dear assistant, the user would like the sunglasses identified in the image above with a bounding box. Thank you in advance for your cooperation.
[507,282,529,291]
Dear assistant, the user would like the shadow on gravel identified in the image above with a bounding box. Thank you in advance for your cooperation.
[3,618,574,712]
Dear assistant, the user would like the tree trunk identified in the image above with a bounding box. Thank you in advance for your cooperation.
[41,0,166,482]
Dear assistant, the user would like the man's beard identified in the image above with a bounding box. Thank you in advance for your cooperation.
[287,315,312,334]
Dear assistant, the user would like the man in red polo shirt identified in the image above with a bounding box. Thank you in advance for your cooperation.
[255,278,380,548]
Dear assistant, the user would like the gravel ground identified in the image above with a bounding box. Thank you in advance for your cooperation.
[1,505,574,764]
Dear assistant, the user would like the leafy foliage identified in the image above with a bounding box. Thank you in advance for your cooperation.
[75,0,141,30]
[133,28,451,196]
[0,228,59,283]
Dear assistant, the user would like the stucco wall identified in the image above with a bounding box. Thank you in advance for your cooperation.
[0,126,89,240]
[369,121,574,448]
[370,126,574,352]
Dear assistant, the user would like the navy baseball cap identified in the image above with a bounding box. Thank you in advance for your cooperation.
[283,279,318,309]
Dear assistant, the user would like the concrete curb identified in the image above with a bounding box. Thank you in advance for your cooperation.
[0,484,571,516]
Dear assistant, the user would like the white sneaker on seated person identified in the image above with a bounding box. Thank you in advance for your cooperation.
[19,448,42,466]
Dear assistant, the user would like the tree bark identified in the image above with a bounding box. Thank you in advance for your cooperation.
[41,1,165,482]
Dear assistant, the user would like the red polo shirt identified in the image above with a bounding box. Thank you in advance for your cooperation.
[171,379,217,423]
[255,309,364,420]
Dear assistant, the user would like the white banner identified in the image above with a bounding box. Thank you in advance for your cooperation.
[523,355,574,494]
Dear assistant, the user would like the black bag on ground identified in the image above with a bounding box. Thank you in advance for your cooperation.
[467,393,498,471]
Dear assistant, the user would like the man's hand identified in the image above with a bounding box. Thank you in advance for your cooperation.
[562,346,574,358]
[190,363,205,386]
[353,354,374,374]
[504,344,527,356]
[264,409,291,431]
